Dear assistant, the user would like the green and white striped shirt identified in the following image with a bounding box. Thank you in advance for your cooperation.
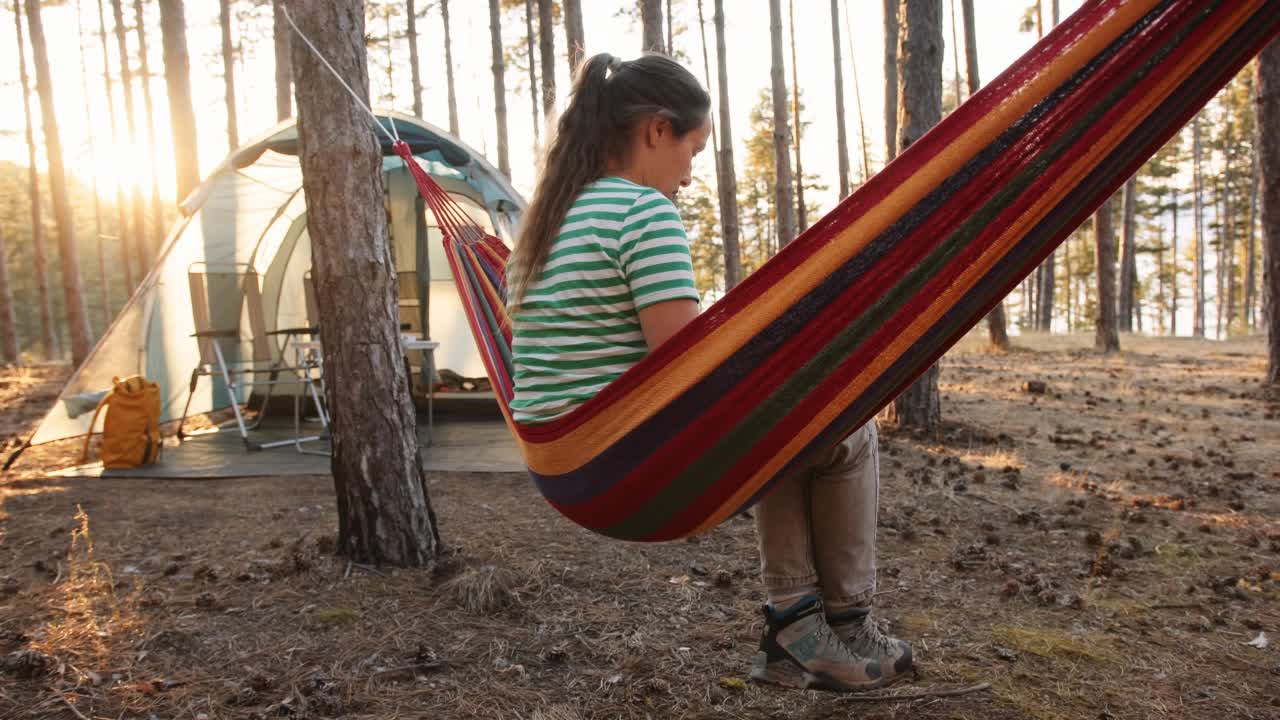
[509,177,700,424]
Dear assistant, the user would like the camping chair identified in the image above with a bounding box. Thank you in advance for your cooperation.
[177,262,329,451]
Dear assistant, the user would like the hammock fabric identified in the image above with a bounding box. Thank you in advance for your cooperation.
[393,0,1279,542]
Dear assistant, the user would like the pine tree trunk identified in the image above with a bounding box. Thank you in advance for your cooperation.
[134,0,165,263]
[886,0,942,431]
[273,0,292,121]
[949,0,961,106]
[489,0,511,177]
[641,0,664,54]
[158,0,200,203]
[217,0,238,150]
[1224,144,1237,334]
[111,0,149,283]
[525,0,540,148]
[1118,175,1138,332]
[1247,117,1260,329]
[537,0,555,122]
[95,0,133,299]
[768,0,796,250]
[26,0,94,365]
[407,0,423,118]
[1258,41,1280,385]
[843,2,870,184]
[1193,114,1206,337]
[713,0,742,289]
[960,0,1008,349]
[1170,186,1179,336]
[16,2,57,359]
[0,226,19,364]
[666,0,673,54]
[883,0,898,164]
[1095,195,1120,352]
[441,0,460,136]
[565,0,584,73]
[77,0,110,330]
[1216,177,1226,337]
[788,0,806,231]
[830,0,850,199]
[290,0,440,566]
[701,0,721,192]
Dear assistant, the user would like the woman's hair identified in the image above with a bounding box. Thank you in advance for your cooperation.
[507,52,711,309]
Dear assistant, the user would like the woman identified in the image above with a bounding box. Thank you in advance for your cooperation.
[507,52,912,693]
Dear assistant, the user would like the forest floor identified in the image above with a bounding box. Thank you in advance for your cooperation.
[1,333,1278,720]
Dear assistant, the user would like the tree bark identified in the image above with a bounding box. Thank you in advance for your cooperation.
[883,0,898,164]
[1192,114,1206,337]
[949,0,961,106]
[489,0,511,177]
[1258,41,1280,385]
[0,226,19,364]
[525,0,540,149]
[290,0,440,567]
[788,0,806,232]
[1095,195,1120,352]
[537,0,555,123]
[111,0,149,281]
[1118,175,1138,332]
[273,0,292,121]
[16,1,57,359]
[666,0,672,54]
[1247,112,1260,329]
[886,0,942,431]
[26,0,94,365]
[696,0,724,255]
[1170,185,1179,336]
[407,0,422,118]
[96,0,133,298]
[441,0,460,136]
[769,0,796,250]
[565,0,584,73]
[217,0,238,151]
[830,0,850,199]
[134,0,165,263]
[713,0,742,289]
[843,1,870,184]
[641,0,664,54]
[158,0,201,203]
[78,0,111,330]
[960,0,1009,350]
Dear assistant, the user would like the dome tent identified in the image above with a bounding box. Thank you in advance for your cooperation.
[28,112,524,447]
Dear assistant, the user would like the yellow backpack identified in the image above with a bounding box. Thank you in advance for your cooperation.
[79,376,162,469]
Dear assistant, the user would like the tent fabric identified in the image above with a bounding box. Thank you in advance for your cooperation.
[418,0,1280,542]
[31,113,524,446]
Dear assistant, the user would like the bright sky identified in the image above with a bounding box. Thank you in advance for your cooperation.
[0,0,1085,216]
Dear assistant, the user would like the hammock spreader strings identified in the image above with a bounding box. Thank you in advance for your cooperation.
[294,0,1279,542]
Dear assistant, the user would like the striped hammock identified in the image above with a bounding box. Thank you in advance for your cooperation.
[393,0,1279,542]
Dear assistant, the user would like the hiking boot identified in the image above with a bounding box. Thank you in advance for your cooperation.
[749,595,886,692]
[827,606,914,684]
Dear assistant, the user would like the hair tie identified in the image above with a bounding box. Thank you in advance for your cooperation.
[607,55,624,74]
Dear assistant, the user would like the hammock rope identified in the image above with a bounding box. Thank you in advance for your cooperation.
[319,0,1278,542]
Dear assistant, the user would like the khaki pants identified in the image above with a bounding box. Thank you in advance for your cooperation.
[754,421,879,610]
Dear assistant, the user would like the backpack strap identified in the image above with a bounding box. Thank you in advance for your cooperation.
[78,392,113,464]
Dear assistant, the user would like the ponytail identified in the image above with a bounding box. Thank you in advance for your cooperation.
[508,52,711,309]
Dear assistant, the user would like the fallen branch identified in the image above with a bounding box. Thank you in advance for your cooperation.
[839,682,991,703]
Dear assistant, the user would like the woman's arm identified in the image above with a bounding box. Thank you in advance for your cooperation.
[637,298,700,351]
